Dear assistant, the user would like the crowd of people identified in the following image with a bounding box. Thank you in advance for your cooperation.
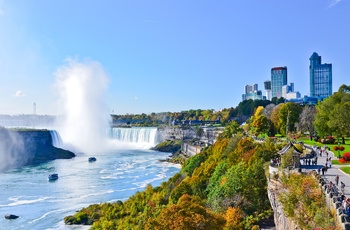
[316,145,350,217]
[325,175,348,214]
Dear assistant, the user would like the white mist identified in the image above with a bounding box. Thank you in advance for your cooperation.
[54,58,111,155]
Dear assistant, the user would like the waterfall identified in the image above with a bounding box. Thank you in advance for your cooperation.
[50,130,63,148]
[110,127,159,148]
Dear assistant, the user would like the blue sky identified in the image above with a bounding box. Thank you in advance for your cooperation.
[0,0,349,115]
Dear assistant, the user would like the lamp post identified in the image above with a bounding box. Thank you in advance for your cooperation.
[338,142,341,159]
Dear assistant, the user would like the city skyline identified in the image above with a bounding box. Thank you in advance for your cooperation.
[0,1,349,115]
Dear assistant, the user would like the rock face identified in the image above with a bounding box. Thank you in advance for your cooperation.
[0,127,75,171]
[151,140,181,153]
[267,179,300,230]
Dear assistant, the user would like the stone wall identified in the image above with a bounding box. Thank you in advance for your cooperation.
[267,178,300,230]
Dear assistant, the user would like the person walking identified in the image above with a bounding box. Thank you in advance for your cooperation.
[341,181,346,194]
[335,175,339,186]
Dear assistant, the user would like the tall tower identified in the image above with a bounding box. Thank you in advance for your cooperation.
[309,52,332,98]
[33,102,36,115]
[264,80,271,100]
[271,67,287,98]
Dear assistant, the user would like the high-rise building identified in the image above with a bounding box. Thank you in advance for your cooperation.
[282,83,295,98]
[244,84,258,94]
[242,84,264,101]
[271,67,287,98]
[264,80,271,100]
[309,52,332,98]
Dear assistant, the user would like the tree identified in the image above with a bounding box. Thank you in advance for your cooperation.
[271,97,285,105]
[328,101,350,144]
[263,103,276,119]
[222,120,243,138]
[196,126,204,139]
[315,84,350,143]
[225,207,244,230]
[296,106,316,140]
[278,103,302,136]
[314,98,335,138]
[270,104,283,134]
[251,106,273,136]
[148,194,225,230]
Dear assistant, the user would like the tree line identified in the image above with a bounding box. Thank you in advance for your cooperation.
[111,97,286,127]
[245,84,350,144]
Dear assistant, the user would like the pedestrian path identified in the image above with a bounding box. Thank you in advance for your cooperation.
[301,147,350,197]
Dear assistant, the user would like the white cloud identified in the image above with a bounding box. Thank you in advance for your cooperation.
[329,0,343,7]
[14,90,25,97]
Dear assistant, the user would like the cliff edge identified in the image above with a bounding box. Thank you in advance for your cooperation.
[0,127,75,171]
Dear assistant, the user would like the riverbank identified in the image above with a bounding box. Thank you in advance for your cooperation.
[151,139,188,164]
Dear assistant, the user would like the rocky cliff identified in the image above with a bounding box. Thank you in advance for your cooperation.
[0,127,75,171]
[267,178,300,230]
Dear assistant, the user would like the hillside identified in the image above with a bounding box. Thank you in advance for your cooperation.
[64,133,276,229]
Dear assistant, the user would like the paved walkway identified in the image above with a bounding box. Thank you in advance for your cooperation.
[301,147,350,197]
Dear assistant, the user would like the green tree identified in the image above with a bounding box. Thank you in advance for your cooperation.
[222,120,243,138]
[278,102,302,136]
[196,126,204,139]
[315,84,350,143]
[328,101,350,144]
[270,103,283,134]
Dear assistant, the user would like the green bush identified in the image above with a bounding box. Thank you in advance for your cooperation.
[182,154,205,176]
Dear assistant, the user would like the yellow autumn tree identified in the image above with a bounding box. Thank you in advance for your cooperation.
[224,207,244,230]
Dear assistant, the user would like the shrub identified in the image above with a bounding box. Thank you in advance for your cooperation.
[320,136,335,144]
[338,158,350,164]
[182,154,205,176]
[334,146,345,152]
[343,152,350,162]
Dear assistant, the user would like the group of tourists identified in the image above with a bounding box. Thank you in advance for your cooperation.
[325,175,349,214]
[316,154,332,176]
[302,157,317,166]
[319,148,329,158]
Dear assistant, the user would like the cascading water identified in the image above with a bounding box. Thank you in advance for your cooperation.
[49,130,63,148]
[110,127,160,149]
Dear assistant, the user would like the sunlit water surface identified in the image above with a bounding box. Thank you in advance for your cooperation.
[0,149,180,230]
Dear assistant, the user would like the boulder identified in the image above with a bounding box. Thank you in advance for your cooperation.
[5,214,19,219]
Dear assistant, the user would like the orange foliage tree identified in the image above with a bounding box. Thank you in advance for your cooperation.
[225,207,244,230]
[147,194,225,230]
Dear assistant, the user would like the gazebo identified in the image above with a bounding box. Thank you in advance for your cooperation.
[277,141,303,169]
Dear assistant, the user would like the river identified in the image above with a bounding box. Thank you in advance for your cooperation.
[0,128,180,230]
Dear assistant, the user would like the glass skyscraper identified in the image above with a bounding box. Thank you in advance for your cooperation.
[271,67,287,98]
[309,52,332,98]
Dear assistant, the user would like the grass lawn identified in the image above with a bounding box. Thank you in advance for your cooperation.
[340,166,350,174]
[296,136,350,157]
